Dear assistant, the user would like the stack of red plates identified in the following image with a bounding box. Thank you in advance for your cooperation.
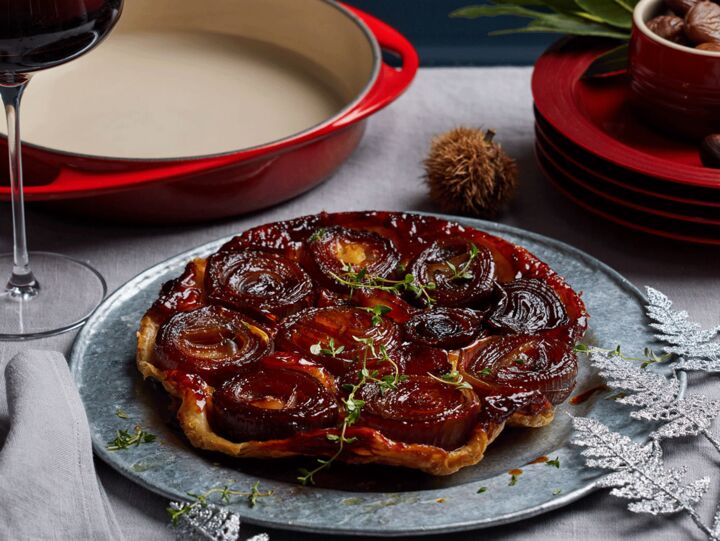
[532,40,720,245]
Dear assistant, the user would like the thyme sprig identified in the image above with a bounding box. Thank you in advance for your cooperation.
[574,343,671,369]
[446,243,479,281]
[330,264,436,305]
[310,337,345,358]
[297,336,405,485]
[360,304,392,326]
[106,425,157,451]
[167,482,273,526]
[428,370,473,391]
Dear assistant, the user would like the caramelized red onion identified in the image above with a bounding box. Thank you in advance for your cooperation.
[205,249,313,321]
[276,307,400,375]
[308,226,400,286]
[154,306,271,385]
[408,238,495,307]
[352,288,417,324]
[392,343,452,376]
[460,335,578,404]
[151,261,205,321]
[209,353,338,442]
[482,391,550,424]
[357,375,481,450]
[403,307,483,348]
[488,279,568,335]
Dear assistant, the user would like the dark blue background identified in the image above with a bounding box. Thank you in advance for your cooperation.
[346,0,555,66]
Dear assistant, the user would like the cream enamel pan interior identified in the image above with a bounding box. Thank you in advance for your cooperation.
[9,0,378,160]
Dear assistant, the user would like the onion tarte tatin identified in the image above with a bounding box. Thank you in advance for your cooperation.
[137,212,587,478]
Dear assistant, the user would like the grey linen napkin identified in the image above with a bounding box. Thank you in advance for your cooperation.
[0,350,124,541]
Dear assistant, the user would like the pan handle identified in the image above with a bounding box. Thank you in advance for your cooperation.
[330,5,419,129]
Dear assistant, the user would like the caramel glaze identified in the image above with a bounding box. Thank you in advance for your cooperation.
[137,211,588,475]
[569,384,609,405]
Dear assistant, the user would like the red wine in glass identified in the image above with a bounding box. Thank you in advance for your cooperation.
[0,0,123,339]
[0,0,122,72]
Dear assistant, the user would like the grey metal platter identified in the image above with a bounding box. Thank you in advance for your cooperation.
[69,213,656,537]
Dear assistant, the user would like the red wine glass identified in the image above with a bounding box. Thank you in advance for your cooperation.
[0,0,123,339]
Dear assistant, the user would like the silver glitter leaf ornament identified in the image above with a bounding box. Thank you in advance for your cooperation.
[168,501,240,541]
[571,417,715,538]
[645,287,720,372]
[588,351,720,451]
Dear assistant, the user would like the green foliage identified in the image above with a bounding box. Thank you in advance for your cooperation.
[451,0,635,40]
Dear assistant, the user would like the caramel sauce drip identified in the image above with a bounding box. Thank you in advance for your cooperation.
[569,384,609,405]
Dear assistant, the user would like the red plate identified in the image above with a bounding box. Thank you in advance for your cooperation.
[535,143,720,245]
[536,131,720,225]
[535,110,720,207]
[532,39,720,190]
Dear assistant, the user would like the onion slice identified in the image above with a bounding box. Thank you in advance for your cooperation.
[460,335,578,404]
[403,307,483,348]
[209,352,339,442]
[205,249,313,321]
[154,305,271,385]
[358,375,481,450]
[308,226,400,287]
[276,306,400,375]
[408,238,495,307]
[488,279,568,334]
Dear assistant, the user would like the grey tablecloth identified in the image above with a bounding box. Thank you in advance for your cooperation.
[1,67,719,540]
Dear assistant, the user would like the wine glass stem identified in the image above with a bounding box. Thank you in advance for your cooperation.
[0,75,39,299]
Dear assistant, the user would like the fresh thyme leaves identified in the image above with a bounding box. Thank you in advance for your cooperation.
[310,337,345,358]
[546,457,560,468]
[330,264,437,304]
[574,343,671,369]
[308,228,327,243]
[477,486,488,494]
[360,304,392,326]
[297,337,405,485]
[445,243,479,281]
[115,408,129,419]
[106,425,157,451]
[508,473,519,486]
[167,482,273,526]
[428,370,473,391]
[552,488,562,496]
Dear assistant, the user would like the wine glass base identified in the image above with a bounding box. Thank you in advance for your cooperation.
[0,252,106,340]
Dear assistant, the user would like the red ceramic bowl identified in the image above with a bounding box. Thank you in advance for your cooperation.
[0,0,418,223]
[630,0,720,140]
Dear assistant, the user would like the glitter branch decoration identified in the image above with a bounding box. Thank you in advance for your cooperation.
[588,351,720,454]
[167,483,272,541]
[645,287,720,373]
[573,286,720,540]
[571,417,715,539]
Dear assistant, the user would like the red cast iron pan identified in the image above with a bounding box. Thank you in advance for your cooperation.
[0,0,418,223]
[535,143,720,245]
[532,39,720,190]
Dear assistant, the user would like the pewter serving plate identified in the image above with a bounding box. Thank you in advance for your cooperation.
[69,214,655,536]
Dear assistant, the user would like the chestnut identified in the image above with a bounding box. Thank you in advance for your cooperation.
[666,0,699,16]
[685,1,720,44]
[647,15,687,43]
[700,134,720,168]
[696,40,720,50]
